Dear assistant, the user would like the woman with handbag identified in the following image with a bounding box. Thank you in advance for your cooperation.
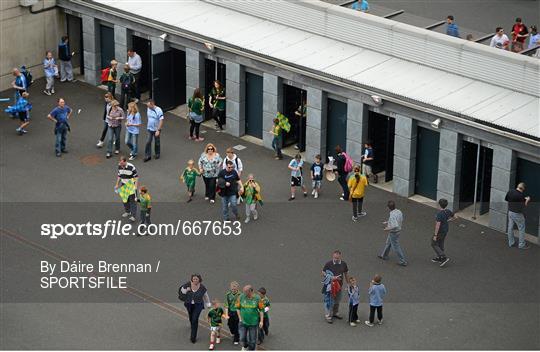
[188,88,205,141]
[348,165,368,221]
[178,274,211,344]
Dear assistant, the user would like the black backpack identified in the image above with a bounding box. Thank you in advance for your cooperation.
[21,66,33,87]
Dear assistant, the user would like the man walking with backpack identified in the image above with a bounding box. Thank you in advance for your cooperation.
[11,68,27,100]
[58,36,76,83]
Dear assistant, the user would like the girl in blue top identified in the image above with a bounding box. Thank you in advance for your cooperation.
[125,102,142,160]
[43,51,57,96]
[365,274,386,327]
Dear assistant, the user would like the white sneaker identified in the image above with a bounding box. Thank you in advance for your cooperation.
[244,217,250,224]
[378,319,383,325]
[350,322,357,327]
[114,150,120,154]
[121,212,129,218]
[129,155,136,161]
[311,189,316,195]
[365,321,374,327]
[359,211,367,217]
[209,343,214,350]
[210,199,215,204]
[216,337,221,344]
[129,216,136,222]
[233,342,239,345]
[314,192,319,199]
[51,88,55,94]
[96,140,104,148]
[43,90,51,96]
[339,196,345,201]
[352,216,358,222]
[205,197,209,201]
[253,213,258,220]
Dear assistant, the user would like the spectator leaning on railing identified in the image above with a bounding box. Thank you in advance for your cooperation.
[490,27,510,50]
[446,15,460,38]
[510,17,529,52]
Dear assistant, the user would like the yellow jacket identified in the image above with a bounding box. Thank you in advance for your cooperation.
[348,173,368,198]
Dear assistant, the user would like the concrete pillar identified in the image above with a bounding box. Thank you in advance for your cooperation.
[346,99,368,164]
[393,115,417,197]
[114,25,130,94]
[150,36,168,54]
[436,129,462,212]
[81,14,100,85]
[262,73,282,149]
[488,145,516,232]
[225,61,245,137]
[185,48,205,103]
[114,25,129,64]
[305,87,327,162]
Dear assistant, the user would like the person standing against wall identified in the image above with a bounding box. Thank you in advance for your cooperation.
[58,36,76,83]
[505,182,531,250]
[127,49,142,102]
[106,60,119,97]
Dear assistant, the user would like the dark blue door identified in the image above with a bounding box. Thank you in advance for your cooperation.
[326,98,348,157]
[100,25,115,70]
[245,73,263,139]
[415,127,440,200]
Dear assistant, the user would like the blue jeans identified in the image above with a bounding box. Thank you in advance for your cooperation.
[145,130,160,158]
[55,124,68,154]
[380,232,407,264]
[338,174,349,199]
[221,194,238,220]
[106,126,121,154]
[272,136,282,158]
[125,132,139,156]
[239,323,258,350]
[507,211,526,248]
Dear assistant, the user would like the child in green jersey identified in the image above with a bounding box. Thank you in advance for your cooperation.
[257,287,271,345]
[137,186,151,235]
[242,174,263,224]
[180,159,200,202]
[207,299,226,350]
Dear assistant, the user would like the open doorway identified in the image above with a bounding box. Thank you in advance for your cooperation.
[367,111,395,182]
[326,98,347,159]
[131,35,152,98]
[152,48,186,111]
[66,14,83,75]
[282,84,306,151]
[459,141,493,215]
[100,25,115,71]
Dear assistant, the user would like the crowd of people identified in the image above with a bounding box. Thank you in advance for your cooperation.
[178,275,271,350]
[445,15,539,55]
[2,29,535,351]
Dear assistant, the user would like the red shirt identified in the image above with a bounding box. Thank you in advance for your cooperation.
[512,23,527,43]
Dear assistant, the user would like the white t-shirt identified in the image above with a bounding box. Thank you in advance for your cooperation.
[490,34,509,49]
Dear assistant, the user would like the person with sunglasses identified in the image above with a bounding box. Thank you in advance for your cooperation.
[198,143,222,204]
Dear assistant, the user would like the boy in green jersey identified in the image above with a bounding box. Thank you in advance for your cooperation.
[257,287,271,345]
[207,299,226,350]
[180,159,200,202]
[224,281,241,345]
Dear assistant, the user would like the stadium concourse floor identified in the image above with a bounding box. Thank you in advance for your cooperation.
[0,80,538,350]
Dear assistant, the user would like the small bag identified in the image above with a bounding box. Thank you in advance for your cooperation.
[178,283,188,301]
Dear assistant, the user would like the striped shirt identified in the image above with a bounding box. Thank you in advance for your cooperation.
[118,163,138,184]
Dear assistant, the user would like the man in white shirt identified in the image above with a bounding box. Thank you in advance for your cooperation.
[490,27,510,50]
[127,49,142,102]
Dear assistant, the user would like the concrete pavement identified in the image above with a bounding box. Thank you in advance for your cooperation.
[0,80,538,350]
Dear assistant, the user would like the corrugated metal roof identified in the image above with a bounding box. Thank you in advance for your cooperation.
[92,0,540,140]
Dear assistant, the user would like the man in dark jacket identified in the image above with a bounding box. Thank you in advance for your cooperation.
[58,36,76,82]
[334,145,349,200]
